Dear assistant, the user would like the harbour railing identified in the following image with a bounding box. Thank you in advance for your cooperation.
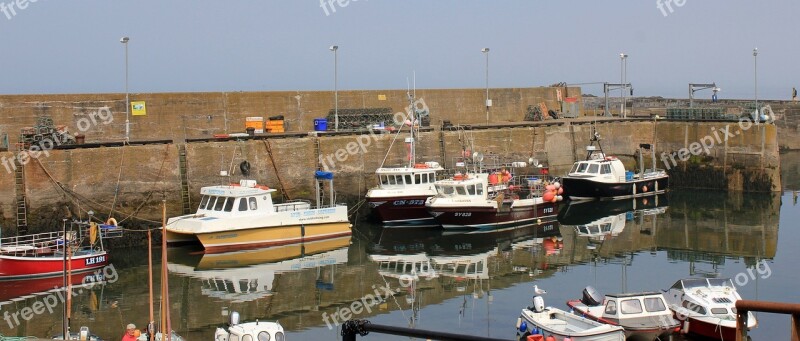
[736,299,800,341]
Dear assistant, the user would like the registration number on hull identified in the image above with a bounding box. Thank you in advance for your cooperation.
[85,255,107,266]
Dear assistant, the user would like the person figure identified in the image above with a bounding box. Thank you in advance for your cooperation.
[122,323,139,341]
[793,87,797,102]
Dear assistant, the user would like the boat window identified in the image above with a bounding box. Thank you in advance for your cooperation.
[380,175,389,185]
[430,173,436,182]
[467,185,476,195]
[441,186,455,196]
[620,299,643,314]
[223,197,235,212]
[415,174,422,184]
[644,297,667,312]
[199,195,210,210]
[405,175,413,185]
[456,186,467,195]
[477,185,483,196]
[388,176,396,185]
[682,301,706,314]
[570,163,579,173]
[587,164,599,174]
[257,332,270,341]
[274,332,285,341]
[708,278,734,288]
[601,164,611,174]
[214,197,226,211]
[249,197,258,210]
[205,196,217,210]
[604,301,617,315]
[239,198,248,211]
[711,308,728,315]
[576,162,588,173]
[682,279,708,289]
[242,335,253,341]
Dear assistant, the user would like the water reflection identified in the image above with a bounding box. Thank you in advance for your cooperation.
[0,190,787,340]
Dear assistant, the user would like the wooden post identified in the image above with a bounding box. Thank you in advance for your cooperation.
[736,310,748,341]
[792,313,799,341]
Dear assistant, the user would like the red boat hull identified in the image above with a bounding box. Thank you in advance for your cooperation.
[681,317,737,340]
[368,195,436,226]
[0,252,109,279]
[0,271,103,302]
[429,201,558,229]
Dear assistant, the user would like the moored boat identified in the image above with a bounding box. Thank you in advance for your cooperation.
[166,174,351,253]
[664,278,757,340]
[517,291,625,341]
[425,171,561,229]
[562,129,667,201]
[567,286,680,340]
[215,311,285,341]
[0,220,118,279]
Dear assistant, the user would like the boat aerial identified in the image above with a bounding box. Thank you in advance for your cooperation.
[215,311,285,341]
[664,278,757,340]
[561,128,668,201]
[517,286,625,341]
[0,220,119,280]
[166,172,351,253]
[366,92,444,227]
[567,286,680,340]
[425,157,562,229]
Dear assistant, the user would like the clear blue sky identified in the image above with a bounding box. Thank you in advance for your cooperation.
[1,1,797,99]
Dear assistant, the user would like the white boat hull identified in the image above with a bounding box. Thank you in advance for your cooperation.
[520,308,625,341]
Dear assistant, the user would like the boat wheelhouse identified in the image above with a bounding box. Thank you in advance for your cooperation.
[664,278,757,340]
[366,161,444,227]
[166,177,350,253]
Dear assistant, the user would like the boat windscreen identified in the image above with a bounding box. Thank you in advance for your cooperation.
[576,163,588,173]
[682,278,708,289]
[707,278,734,288]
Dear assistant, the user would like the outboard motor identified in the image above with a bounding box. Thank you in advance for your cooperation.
[581,286,603,306]
[532,295,545,313]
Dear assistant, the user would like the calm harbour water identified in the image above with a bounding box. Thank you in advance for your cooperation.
[1,155,799,340]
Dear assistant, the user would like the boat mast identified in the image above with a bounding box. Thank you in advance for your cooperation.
[406,81,416,168]
[160,200,172,341]
[61,219,69,340]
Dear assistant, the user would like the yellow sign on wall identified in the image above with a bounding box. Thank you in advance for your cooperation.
[131,101,147,116]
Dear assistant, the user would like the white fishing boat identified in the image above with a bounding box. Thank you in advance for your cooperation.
[214,311,285,341]
[517,290,625,341]
[166,173,350,253]
[664,278,757,340]
[567,286,680,340]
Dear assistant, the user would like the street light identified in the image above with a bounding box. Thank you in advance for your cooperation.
[753,48,758,118]
[481,48,490,125]
[329,45,339,131]
[620,53,628,118]
[120,36,130,142]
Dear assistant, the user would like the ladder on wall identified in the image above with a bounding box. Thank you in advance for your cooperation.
[14,155,28,235]
[178,144,192,214]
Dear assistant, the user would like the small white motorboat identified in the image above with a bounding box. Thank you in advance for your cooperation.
[664,278,757,340]
[517,287,625,341]
[214,311,285,341]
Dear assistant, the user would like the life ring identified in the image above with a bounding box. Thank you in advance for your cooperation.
[106,217,118,226]
[414,163,428,169]
[256,185,270,190]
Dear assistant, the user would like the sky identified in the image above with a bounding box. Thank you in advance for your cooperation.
[0,1,797,99]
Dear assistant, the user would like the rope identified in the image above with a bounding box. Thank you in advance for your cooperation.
[262,140,291,201]
[109,146,126,218]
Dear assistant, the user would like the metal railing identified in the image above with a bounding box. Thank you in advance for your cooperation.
[736,299,800,340]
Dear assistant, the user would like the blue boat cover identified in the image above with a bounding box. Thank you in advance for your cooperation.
[315,171,334,180]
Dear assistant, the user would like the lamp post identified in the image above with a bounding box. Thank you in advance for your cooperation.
[120,37,130,142]
[329,45,339,131]
[620,53,628,118]
[481,48,490,125]
[753,48,758,118]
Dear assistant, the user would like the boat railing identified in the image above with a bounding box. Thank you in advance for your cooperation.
[274,200,313,212]
[735,299,800,340]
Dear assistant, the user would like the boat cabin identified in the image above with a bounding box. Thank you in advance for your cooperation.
[567,157,628,183]
[578,286,675,326]
[215,312,285,341]
[433,175,487,199]
[375,162,443,189]
[197,180,316,218]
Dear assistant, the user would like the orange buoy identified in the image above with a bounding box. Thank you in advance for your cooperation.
[543,191,555,202]
[545,335,556,341]
[642,185,648,192]
[545,184,556,191]
[527,334,544,341]
[454,174,464,181]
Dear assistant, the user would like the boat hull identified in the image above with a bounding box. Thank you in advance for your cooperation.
[428,202,558,229]
[679,316,738,340]
[0,251,109,280]
[188,222,352,253]
[368,195,437,227]
[567,300,678,341]
[562,176,668,201]
[520,308,626,341]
